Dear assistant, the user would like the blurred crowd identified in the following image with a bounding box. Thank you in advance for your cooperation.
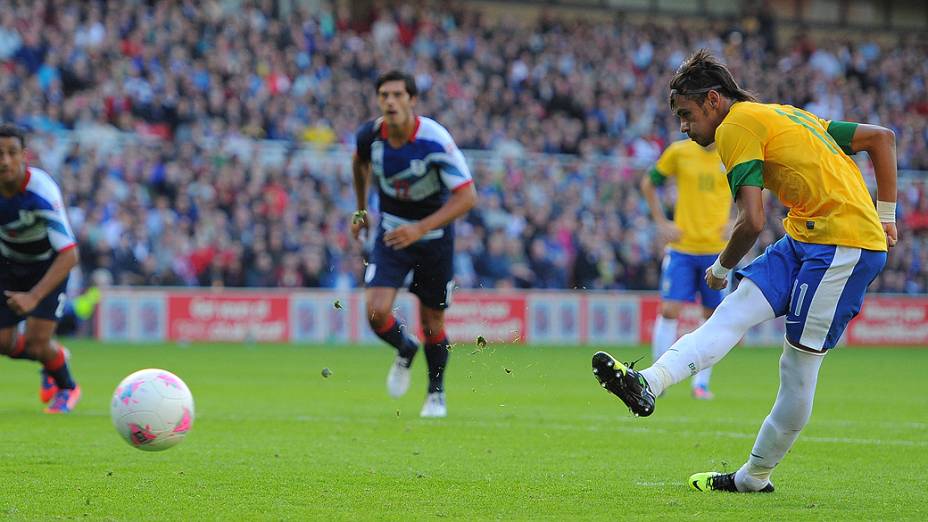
[2,0,927,294]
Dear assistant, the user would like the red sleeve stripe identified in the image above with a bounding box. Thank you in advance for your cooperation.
[58,243,77,253]
[452,179,474,193]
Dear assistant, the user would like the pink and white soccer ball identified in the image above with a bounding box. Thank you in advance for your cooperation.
[110,369,195,451]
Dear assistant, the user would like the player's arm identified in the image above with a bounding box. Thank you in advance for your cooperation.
[708,121,767,289]
[640,169,680,243]
[384,182,476,250]
[351,153,372,239]
[351,124,375,241]
[705,186,765,290]
[4,246,80,316]
[836,122,898,247]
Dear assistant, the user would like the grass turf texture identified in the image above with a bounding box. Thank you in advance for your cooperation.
[0,341,925,520]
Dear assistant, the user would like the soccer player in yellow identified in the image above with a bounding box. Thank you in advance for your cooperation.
[642,139,731,399]
[592,50,897,493]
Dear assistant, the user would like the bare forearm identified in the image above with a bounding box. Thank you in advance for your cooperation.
[641,178,667,224]
[352,157,369,210]
[718,187,765,269]
[419,186,477,232]
[31,248,78,300]
[851,125,897,203]
[719,221,760,269]
[869,137,897,204]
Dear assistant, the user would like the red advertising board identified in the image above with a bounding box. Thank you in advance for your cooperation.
[167,293,290,342]
[845,297,928,346]
[638,295,704,343]
[443,293,528,344]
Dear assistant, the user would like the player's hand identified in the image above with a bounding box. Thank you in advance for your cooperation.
[350,210,369,241]
[658,222,682,243]
[384,223,426,249]
[883,222,898,248]
[704,268,729,290]
[4,290,39,315]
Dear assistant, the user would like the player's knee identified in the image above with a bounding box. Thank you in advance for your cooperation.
[421,319,444,338]
[660,302,682,319]
[23,336,53,359]
[0,333,14,356]
[366,303,394,330]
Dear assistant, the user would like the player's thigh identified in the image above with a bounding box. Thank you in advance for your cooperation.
[410,239,455,310]
[660,251,698,305]
[737,236,802,316]
[787,245,886,351]
[365,231,416,292]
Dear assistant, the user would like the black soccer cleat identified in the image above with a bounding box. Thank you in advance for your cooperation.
[689,472,775,493]
[591,351,655,417]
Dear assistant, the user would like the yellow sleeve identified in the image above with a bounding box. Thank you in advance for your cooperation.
[716,122,765,198]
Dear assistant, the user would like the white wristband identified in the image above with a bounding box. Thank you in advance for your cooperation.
[877,201,896,223]
[710,258,731,279]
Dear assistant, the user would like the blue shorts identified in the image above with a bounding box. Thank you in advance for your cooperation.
[737,236,886,351]
[0,257,69,328]
[660,250,724,309]
[365,225,455,310]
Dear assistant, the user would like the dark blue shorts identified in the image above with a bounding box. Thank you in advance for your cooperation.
[737,236,886,351]
[365,226,455,310]
[659,249,725,309]
[0,257,69,328]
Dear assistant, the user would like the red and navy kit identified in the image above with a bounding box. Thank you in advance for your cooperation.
[0,167,76,325]
[355,116,473,309]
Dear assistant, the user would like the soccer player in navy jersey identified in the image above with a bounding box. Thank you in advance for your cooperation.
[0,124,81,413]
[352,71,477,418]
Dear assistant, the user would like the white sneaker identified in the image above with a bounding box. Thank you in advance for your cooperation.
[386,356,411,398]
[420,392,447,418]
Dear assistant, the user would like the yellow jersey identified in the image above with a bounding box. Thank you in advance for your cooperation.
[715,102,886,252]
[649,139,731,255]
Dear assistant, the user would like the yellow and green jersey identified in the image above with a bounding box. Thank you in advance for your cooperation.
[649,139,731,255]
[715,101,886,252]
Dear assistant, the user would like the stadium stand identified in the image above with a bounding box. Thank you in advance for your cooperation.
[2,1,927,295]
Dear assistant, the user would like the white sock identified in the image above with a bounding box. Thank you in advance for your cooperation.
[651,315,678,362]
[691,366,712,390]
[734,339,825,492]
[640,279,774,396]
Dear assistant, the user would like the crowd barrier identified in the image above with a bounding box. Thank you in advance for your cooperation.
[96,288,928,347]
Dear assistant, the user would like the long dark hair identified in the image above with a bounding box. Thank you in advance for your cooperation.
[669,49,758,109]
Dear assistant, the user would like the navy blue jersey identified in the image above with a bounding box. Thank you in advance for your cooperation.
[0,167,76,264]
[355,116,473,224]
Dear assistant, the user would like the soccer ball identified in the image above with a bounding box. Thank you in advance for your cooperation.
[110,369,195,451]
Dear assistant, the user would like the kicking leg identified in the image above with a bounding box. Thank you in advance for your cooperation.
[640,279,775,396]
[592,279,774,417]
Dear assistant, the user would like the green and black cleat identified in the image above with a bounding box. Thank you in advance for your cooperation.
[591,351,655,417]
[688,472,775,493]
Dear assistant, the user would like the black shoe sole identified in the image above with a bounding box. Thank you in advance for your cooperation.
[591,351,654,417]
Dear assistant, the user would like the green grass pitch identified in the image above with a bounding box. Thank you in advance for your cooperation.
[0,340,925,520]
